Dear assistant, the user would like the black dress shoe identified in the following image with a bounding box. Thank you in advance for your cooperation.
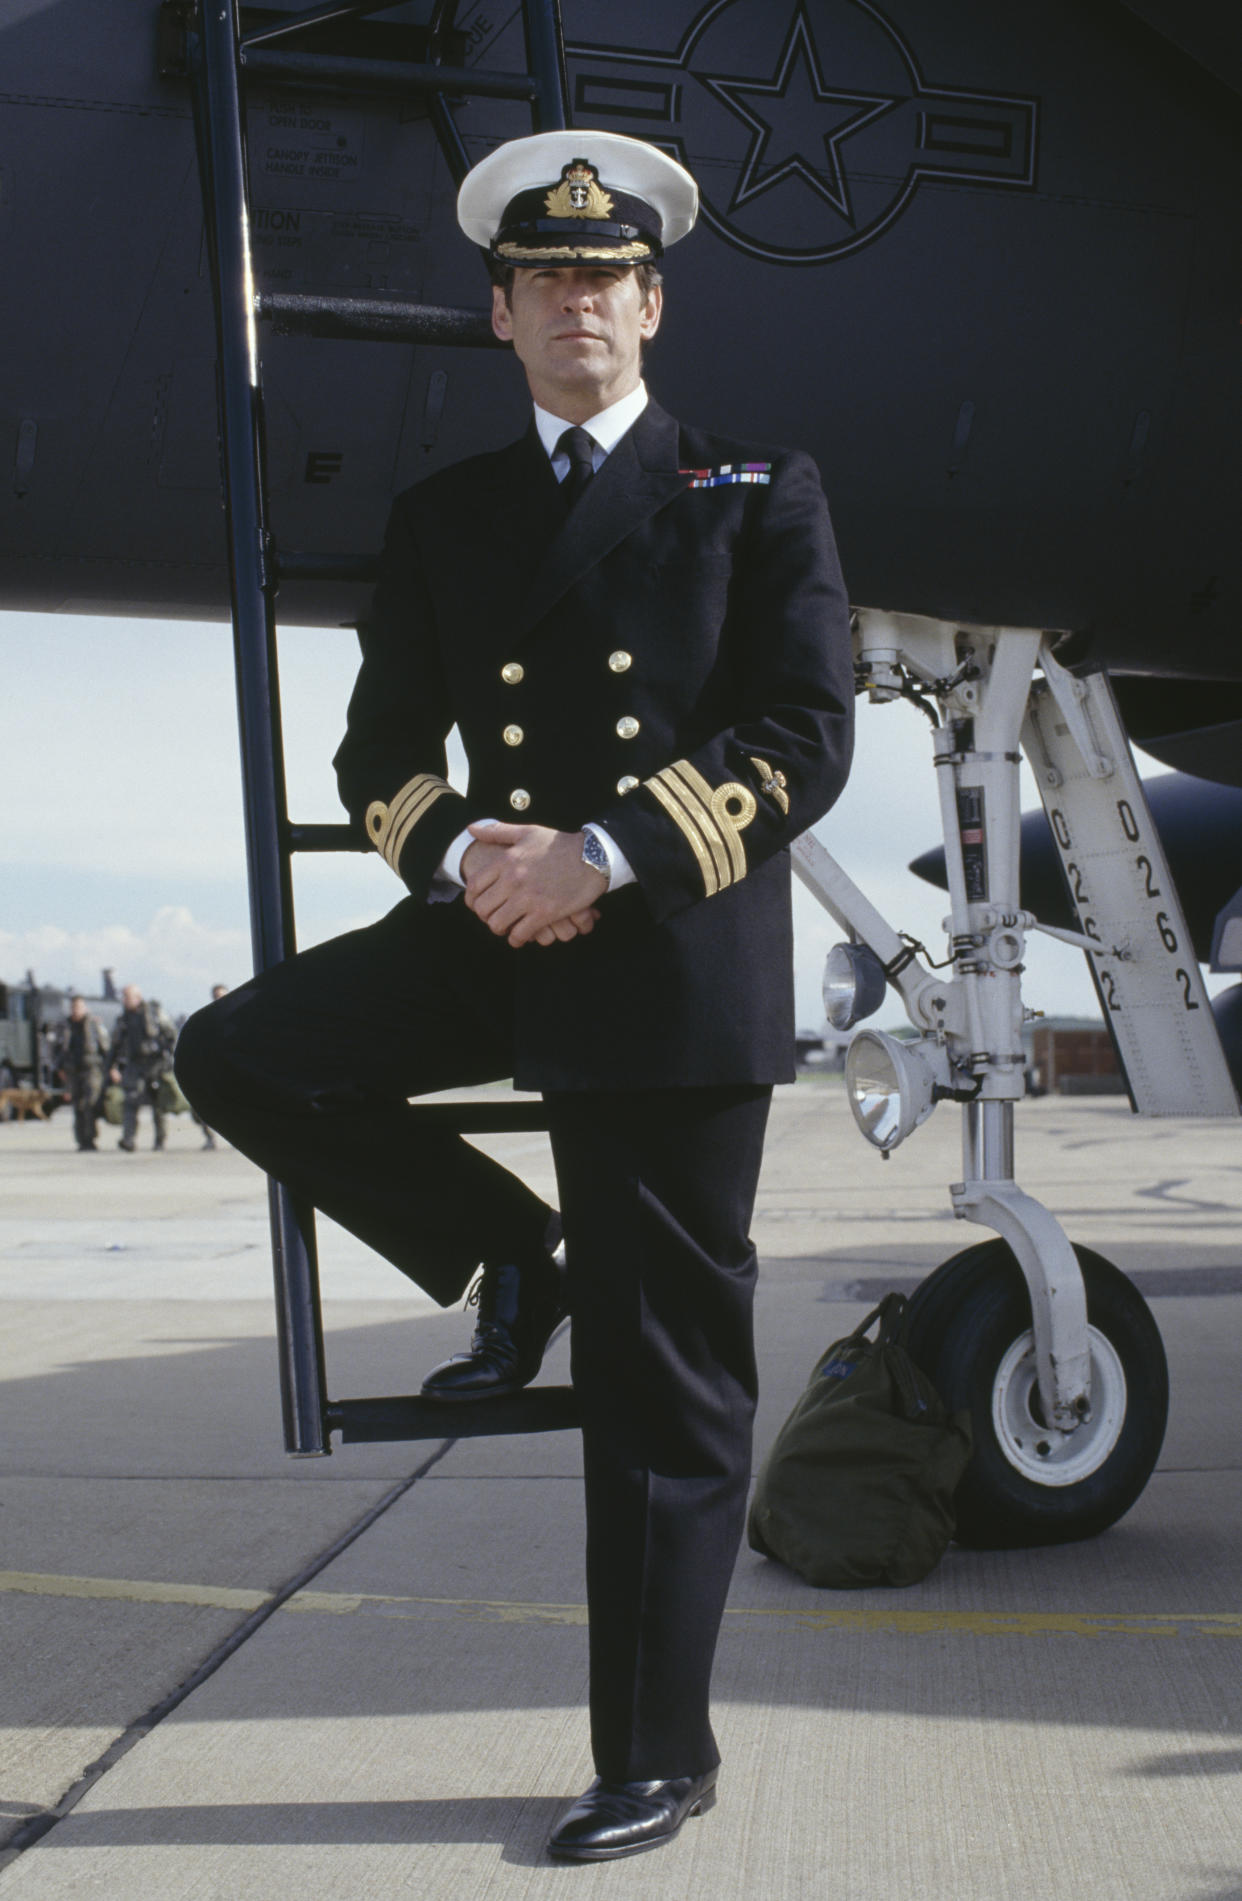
[420,1253,566,1401]
[547,1772,718,1861]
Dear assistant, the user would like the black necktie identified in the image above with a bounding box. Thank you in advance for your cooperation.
[556,426,596,510]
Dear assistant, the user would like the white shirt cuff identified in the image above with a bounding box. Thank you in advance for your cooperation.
[436,820,498,890]
[584,822,636,891]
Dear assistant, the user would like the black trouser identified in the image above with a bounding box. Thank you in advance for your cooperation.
[175,897,770,1781]
[68,1067,103,1149]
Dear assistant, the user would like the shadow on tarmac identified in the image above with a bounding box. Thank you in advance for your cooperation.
[24,1798,570,1865]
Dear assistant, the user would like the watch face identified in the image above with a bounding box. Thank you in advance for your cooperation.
[582,831,609,877]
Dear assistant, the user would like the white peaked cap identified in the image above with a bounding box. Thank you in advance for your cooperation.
[457,128,699,259]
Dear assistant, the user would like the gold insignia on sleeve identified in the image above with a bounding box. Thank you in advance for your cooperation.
[645,760,757,897]
[545,159,614,221]
[750,756,790,815]
[365,772,454,874]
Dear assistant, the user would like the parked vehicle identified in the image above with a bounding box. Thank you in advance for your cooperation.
[0,971,123,1108]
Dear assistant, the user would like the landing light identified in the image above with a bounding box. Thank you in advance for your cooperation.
[822,941,887,1030]
[845,1030,942,1152]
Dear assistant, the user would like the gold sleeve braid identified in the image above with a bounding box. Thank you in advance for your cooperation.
[645,760,757,898]
[365,773,454,873]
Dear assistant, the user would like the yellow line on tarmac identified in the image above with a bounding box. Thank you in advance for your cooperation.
[725,1607,1242,1639]
[0,1571,270,1612]
[285,1589,589,1623]
[4,1570,1242,1639]
[293,1599,1242,1639]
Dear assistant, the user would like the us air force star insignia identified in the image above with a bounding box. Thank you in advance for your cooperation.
[563,0,1038,268]
[702,7,897,227]
[545,160,615,221]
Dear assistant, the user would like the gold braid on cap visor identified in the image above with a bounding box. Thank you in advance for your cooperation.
[645,760,757,897]
[494,240,655,261]
[366,773,455,873]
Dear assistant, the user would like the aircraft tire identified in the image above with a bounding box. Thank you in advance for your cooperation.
[905,1239,1168,1549]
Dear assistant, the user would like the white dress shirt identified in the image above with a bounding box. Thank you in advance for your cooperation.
[435,385,647,895]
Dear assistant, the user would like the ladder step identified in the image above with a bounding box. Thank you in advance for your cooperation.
[241,46,538,103]
[240,1,448,54]
[327,1385,579,1442]
[287,823,367,853]
[259,292,499,348]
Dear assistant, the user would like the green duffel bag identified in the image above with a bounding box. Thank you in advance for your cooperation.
[157,1071,191,1116]
[748,1292,973,1589]
[100,1084,125,1126]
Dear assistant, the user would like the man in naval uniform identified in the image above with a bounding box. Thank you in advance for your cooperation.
[176,129,854,1861]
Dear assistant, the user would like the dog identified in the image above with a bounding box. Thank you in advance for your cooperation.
[0,1087,50,1120]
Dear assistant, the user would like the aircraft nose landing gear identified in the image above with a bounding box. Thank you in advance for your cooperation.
[904,1239,1168,1547]
[792,610,1233,1547]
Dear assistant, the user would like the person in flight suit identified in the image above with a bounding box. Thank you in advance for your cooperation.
[110,984,176,1152]
[176,129,854,1861]
[54,994,110,1151]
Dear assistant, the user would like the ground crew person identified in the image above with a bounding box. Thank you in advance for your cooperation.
[54,994,110,1151]
[110,984,175,1152]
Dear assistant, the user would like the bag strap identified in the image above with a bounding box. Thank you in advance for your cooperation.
[878,1292,935,1417]
[850,1290,907,1346]
[844,1292,929,1417]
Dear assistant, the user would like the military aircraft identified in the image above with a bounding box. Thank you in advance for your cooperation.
[5,0,1240,1542]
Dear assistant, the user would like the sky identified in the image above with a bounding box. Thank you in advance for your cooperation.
[0,605,1188,1031]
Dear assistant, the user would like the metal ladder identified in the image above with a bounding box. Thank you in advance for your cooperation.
[175,0,577,1455]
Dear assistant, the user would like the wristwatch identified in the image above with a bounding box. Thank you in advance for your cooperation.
[581,828,610,884]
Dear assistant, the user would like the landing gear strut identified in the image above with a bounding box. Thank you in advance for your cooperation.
[794,610,1235,1545]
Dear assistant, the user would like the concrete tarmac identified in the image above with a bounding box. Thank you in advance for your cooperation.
[1,1083,1241,1899]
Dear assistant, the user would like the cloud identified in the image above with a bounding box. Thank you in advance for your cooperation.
[0,907,249,1013]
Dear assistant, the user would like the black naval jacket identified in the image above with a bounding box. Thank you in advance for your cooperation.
[334,398,854,1092]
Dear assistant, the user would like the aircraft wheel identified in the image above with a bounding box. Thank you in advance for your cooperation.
[905,1240,1167,1549]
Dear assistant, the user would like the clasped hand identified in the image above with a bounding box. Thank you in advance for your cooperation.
[462,821,605,947]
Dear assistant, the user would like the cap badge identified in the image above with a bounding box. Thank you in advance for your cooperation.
[545,159,614,222]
